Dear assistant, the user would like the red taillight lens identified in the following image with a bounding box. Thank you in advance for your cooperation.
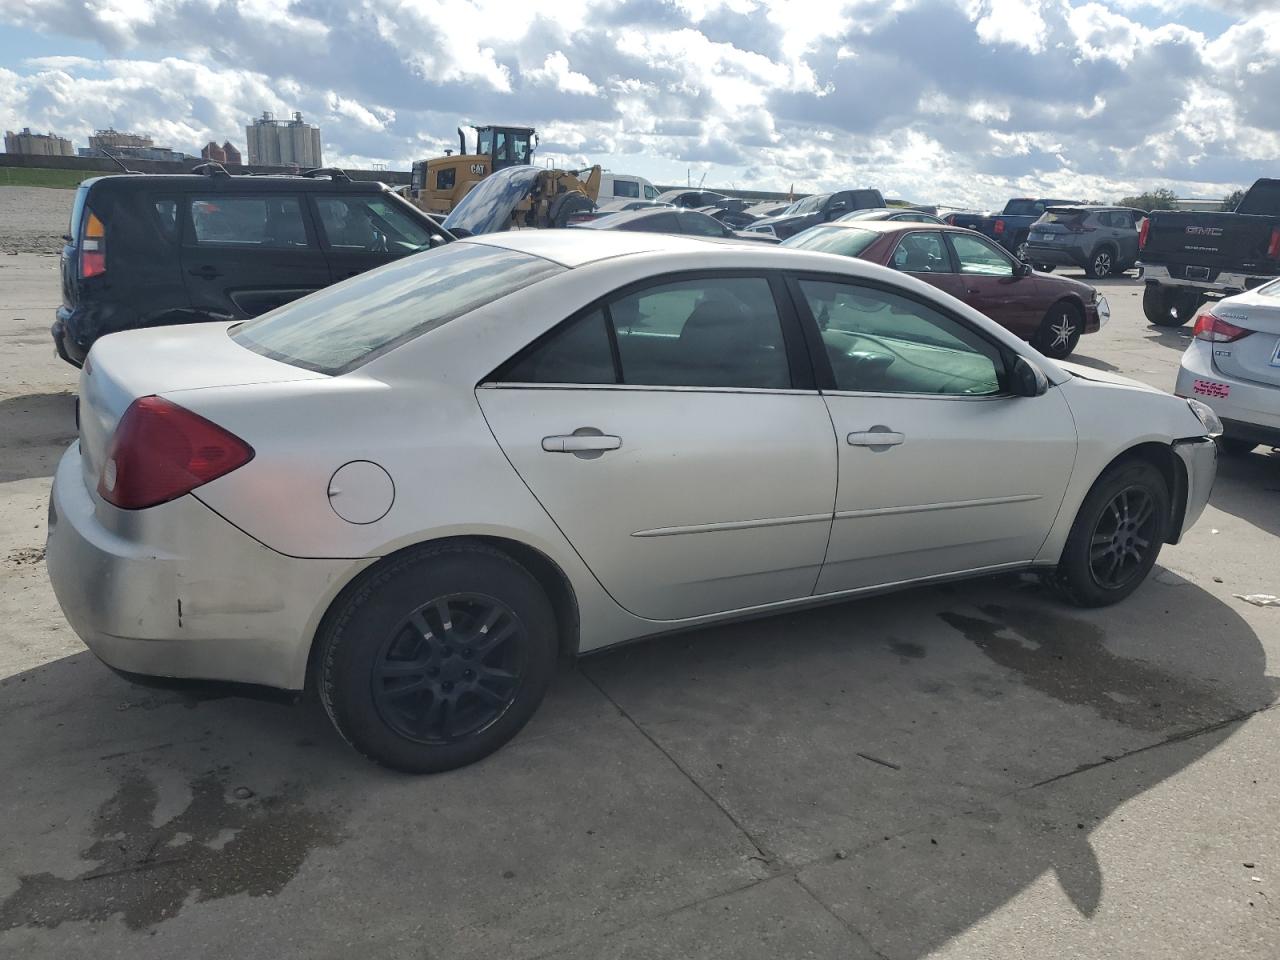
[98,396,254,509]
[993,219,1005,235]
[1139,217,1150,250]
[1192,309,1251,343]
[1268,227,1280,260]
[79,210,106,278]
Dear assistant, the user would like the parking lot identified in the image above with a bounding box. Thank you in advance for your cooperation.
[1,218,1278,958]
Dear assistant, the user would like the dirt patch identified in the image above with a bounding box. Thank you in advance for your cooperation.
[5,547,45,566]
[0,186,73,255]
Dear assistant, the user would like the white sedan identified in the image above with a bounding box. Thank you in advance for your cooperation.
[47,230,1220,772]
[1174,282,1280,455]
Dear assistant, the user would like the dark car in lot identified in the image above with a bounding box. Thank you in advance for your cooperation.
[783,221,1108,359]
[53,169,452,366]
[1024,205,1146,278]
[571,206,779,242]
[948,198,1081,262]
[1139,177,1280,326]
[744,188,886,240]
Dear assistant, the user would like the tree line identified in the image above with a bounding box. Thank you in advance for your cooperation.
[1115,187,1245,212]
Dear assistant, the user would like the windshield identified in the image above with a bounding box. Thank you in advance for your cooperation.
[789,194,827,215]
[230,242,563,375]
[781,225,879,256]
[442,166,542,236]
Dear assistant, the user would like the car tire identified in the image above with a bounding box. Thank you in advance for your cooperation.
[548,192,595,228]
[318,543,558,773]
[1217,436,1257,456]
[1084,245,1116,279]
[1034,300,1083,360]
[1054,459,1170,608]
[1143,284,1186,326]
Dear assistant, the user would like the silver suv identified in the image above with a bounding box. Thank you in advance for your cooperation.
[1024,205,1145,278]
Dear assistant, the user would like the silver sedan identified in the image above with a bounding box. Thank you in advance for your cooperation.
[47,230,1221,772]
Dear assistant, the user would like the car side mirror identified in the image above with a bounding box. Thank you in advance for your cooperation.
[1015,260,1033,277]
[1010,355,1049,397]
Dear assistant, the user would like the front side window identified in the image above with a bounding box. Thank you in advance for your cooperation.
[510,133,530,163]
[314,195,435,253]
[680,212,727,237]
[500,276,791,390]
[798,279,1003,396]
[891,232,949,273]
[613,179,639,198]
[232,242,563,375]
[494,131,509,163]
[190,196,309,248]
[950,233,1015,277]
[643,184,658,199]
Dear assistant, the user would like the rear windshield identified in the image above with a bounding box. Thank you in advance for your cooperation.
[1041,208,1088,224]
[230,242,563,375]
[1004,200,1045,217]
[1237,180,1280,216]
[782,225,879,257]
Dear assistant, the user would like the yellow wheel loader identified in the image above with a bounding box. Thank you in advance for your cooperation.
[411,124,599,228]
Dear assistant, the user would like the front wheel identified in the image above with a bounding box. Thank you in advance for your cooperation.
[318,544,558,773]
[1034,301,1083,360]
[1054,460,1170,607]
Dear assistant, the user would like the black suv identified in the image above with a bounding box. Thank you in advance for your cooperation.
[54,168,452,366]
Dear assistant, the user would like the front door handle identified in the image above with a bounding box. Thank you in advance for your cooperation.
[848,428,905,448]
[188,266,222,279]
[542,434,622,453]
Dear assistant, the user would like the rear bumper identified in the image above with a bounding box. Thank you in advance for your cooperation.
[52,309,88,367]
[1171,437,1217,542]
[1175,341,1280,443]
[46,443,370,691]
[1139,263,1279,297]
[1026,244,1087,268]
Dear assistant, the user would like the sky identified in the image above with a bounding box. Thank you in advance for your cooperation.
[0,0,1276,209]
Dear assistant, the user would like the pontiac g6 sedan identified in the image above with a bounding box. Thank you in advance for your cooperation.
[47,231,1220,773]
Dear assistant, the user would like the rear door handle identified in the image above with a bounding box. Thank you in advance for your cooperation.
[542,434,622,453]
[188,266,222,279]
[848,429,905,447]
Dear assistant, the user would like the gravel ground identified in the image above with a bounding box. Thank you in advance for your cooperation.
[0,186,73,255]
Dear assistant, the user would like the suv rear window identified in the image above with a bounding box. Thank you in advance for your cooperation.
[230,242,563,375]
[1042,208,1088,225]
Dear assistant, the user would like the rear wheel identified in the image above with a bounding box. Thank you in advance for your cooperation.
[318,544,558,773]
[1143,284,1186,326]
[1085,245,1116,279]
[1055,460,1170,607]
[548,192,595,228]
[1034,301,1083,360]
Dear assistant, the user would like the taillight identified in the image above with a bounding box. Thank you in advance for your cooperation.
[993,219,1005,235]
[1139,218,1150,250]
[1192,308,1251,343]
[79,210,106,278]
[1268,227,1280,260]
[98,396,254,509]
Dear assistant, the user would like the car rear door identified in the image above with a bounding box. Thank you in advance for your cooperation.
[477,272,838,622]
[311,192,441,281]
[180,191,331,319]
[946,232,1043,338]
[886,229,967,301]
[790,274,1077,593]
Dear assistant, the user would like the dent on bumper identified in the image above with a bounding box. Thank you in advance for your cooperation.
[1172,438,1216,542]
[46,444,371,690]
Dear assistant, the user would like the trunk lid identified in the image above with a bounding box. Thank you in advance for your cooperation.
[77,322,326,493]
[1141,210,1280,275]
[1210,286,1280,388]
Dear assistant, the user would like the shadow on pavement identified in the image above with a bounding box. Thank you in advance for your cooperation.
[1062,352,1120,372]
[0,571,1273,958]
[1211,445,1280,539]
[0,392,76,482]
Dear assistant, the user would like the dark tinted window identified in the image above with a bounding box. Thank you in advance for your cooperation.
[435,167,456,190]
[232,243,562,374]
[612,179,639,198]
[1236,181,1280,216]
[502,309,615,384]
[798,280,1002,396]
[617,211,679,232]
[190,196,309,247]
[153,199,178,241]
[679,211,727,237]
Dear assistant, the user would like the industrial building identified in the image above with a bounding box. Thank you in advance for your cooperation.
[245,112,322,168]
[200,140,243,165]
[4,128,75,157]
[80,128,191,163]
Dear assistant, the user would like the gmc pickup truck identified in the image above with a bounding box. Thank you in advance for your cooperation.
[1138,178,1280,326]
[947,198,1080,263]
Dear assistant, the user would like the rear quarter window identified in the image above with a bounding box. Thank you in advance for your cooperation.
[230,241,563,375]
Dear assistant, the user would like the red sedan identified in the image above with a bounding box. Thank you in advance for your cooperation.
[782,221,1108,359]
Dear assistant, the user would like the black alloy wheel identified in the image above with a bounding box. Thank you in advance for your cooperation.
[1035,301,1082,360]
[372,594,526,744]
[1087,485,1158,590]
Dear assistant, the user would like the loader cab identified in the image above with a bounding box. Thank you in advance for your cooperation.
[474,126,536,171]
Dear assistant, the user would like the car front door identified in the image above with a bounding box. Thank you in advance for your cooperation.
[946,231,1043,339]
[790,275,1077,593]
[180,192,330,319]
[312,193,443,281]
[477,273,838,622]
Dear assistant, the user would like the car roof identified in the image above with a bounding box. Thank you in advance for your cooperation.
[466,227,720,267]
[82,173,391,194]
[798,220,943,235]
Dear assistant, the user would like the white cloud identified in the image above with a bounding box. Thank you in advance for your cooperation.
[525,52,598,95]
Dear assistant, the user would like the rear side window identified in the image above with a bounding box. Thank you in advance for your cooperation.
[231,242,563,375]
[153,200,179,241]
[613,179,639,198]
[190,196,309,248]
[891,232,950,273]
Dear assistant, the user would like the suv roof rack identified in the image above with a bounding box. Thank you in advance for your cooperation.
[191,161,231,178]
[301,167,352,182]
